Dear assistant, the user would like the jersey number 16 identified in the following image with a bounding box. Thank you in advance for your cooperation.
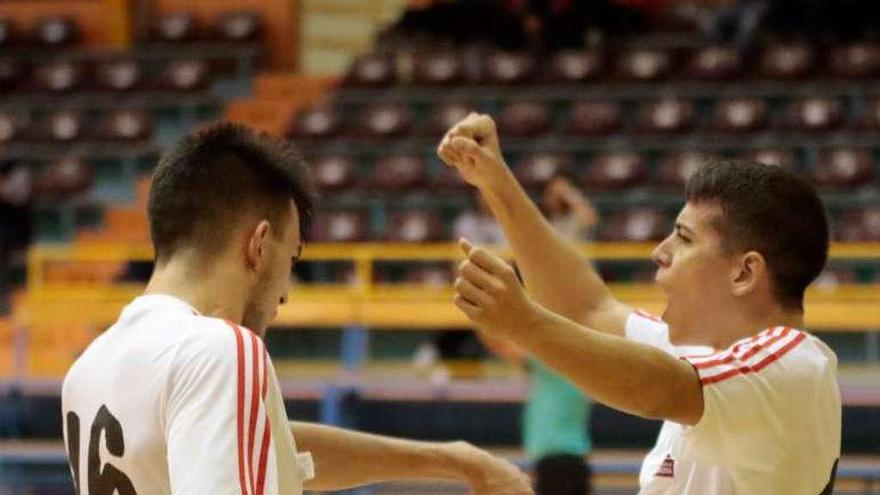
[65,405,137,495]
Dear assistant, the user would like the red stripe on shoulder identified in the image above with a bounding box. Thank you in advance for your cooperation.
[692,327,791,370]
[700,331,807,385]
[224,321,250,495]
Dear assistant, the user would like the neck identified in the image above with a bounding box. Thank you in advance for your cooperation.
[143,252,247,325]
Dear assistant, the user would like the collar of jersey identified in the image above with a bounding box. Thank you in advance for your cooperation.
[128,294,202,317]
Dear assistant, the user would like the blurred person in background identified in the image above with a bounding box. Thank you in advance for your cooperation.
[484,172,599,495]
[413,194,505,381]
[0,160,33,313]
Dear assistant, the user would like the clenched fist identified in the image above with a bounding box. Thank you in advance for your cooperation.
[437,113,512,191]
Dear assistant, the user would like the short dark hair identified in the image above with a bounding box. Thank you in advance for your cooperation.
[148,123,316,262]
[685,160,829,311]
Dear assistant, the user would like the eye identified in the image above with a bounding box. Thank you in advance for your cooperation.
[676,231,691,244]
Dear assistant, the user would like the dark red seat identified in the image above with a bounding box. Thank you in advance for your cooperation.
[687,45,743,80]
[812,148,875,188]
[37,110,86,142]
[637,99,696,134]
[214,11,263,42]
[310,210,368,242]
[827,42,880,79]
[513,152,574,189]
[431,164,471,193]
[546,50,603,83]
[34,61,83,93]
[0,18,20,47]
[413,52,463,86]
[288,106,343,139]
[311,155,359,192]
[160,59,210,91]
[600,208,669,242]
[427,101,473,136]
[616,48,673,81]
[584,152,648,190]
[786,97,843,132]
[345,53,396,87]
[385,209,444,242]
[497,101,552,137]
[95,60,143,92]
[97,109,153,141]
[33,16,80,47]
[758,43,815,79]
[657,151,714,189]
[739,148,797,170]
[485,51,535,85]
[567,100,622,136]
[34,157,94,200]
[0,59,25,92]
[835,208,880,241]
[859,98,880,130]
[357,103,413,139]
[0,111,28,144]
[369,155,428,192]
[153,12,199,43]
[713,98,768,133]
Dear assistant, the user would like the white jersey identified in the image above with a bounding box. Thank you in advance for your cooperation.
[62,294,314,495]
[626,311,841,495]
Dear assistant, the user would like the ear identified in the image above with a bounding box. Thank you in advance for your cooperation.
[244,220,271,271]
[731,251,766,298]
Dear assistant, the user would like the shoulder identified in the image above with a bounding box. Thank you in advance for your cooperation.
[172,317,265,368]
[685,327,828,387]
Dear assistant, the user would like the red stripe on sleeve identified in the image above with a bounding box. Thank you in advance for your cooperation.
[245,330,261,495]
[225,321,250,495]
[700,331,807,385]
[255,345,271,495]
[261,348,268,400]
[254,418,271,495]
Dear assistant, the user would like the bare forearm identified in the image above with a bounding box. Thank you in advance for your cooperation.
[292,422,471,491]
[511,306,702,424]
[479,172,623,333]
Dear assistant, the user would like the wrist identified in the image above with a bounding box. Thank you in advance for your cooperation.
[436,441,481,482]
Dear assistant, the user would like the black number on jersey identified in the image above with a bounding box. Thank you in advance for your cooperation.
[65,405,137,495]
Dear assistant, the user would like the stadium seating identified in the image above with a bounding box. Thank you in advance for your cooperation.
[311,154,360,192]
[584,152,649,191]
[369,155,428,192]
[385,209,444,242]
[513,152,575,189]
[567,100,622,136]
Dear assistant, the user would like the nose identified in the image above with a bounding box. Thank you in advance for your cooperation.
[651,238,671,268]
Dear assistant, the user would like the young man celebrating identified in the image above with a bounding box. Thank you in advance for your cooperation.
[61,123,532,495]
[438,113,840,494]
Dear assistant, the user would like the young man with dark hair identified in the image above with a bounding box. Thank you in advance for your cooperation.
[62,123,532,495]
[438,113,840,494]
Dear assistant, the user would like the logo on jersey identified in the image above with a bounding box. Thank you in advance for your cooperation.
[654,454,675,478]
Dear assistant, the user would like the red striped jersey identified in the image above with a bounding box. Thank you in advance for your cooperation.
[62,295,314,495]
[625,311,841,495]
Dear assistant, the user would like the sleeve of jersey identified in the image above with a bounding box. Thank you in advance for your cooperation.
[624,310,676,355]
[681,327,810,469]
[165,321,276,495]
